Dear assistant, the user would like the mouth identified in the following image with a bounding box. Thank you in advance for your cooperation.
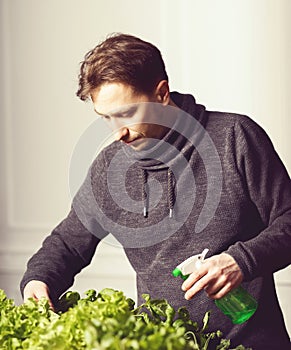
[122,137,140,145]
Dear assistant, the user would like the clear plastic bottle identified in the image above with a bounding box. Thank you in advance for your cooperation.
[214,285,257,324]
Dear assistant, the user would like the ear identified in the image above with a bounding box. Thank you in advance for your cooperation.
[154,80,170,105]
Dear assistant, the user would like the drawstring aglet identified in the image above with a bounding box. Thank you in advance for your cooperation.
[169,208,173,218]
[143,207,148,218]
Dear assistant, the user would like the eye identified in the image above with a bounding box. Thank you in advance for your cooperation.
[101,114,111,120]
[116,112,130,118]
[119,107,138,118]
[94,109,111,120]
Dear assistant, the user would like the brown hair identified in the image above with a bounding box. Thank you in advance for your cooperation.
[76,33,168,101]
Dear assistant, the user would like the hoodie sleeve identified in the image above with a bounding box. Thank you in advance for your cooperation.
[20,151,109,302]
[226,116,291,281]
[20,207,101,303]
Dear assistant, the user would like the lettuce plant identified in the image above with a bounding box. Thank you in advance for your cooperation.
[0,288,251,349]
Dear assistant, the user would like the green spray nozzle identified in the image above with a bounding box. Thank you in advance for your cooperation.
[172,267,188,280]
[172,248,257,324]
[172,268,182,277]
[172,248,209,280]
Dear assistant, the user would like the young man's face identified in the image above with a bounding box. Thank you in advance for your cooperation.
[90,82,170,151]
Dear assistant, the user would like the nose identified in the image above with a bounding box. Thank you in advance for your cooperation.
[115,127,129,141]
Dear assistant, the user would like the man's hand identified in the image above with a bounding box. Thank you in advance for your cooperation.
[182,253,243,300]
[23,280,54,310]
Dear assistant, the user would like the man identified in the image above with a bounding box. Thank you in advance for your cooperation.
[21,33,291,349]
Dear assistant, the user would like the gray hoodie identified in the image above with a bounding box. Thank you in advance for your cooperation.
[20,92,291,349]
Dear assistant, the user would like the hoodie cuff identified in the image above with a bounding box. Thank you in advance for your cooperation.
[225,242,258,281]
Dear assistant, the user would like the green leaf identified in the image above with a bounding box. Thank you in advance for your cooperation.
[0,288,252,350]
[201,311,210,332]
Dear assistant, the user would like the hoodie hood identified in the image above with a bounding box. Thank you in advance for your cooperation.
[122,91,207,170]
[170,91,206,122]
[121,92,207,217]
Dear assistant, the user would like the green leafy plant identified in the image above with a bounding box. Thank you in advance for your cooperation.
[0,288,251,349]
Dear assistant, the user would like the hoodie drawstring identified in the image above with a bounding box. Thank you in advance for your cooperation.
[141,168,175,218]
[167,168,175,218]
[141,168,148,218]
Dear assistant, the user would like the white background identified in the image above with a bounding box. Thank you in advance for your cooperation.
[0,0,290,335]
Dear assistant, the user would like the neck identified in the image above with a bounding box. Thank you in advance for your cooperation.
[168,97,179,109]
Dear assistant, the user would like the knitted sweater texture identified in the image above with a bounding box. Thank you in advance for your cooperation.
[20,92,291,349]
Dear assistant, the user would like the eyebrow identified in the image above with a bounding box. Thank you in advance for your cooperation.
[94,105,138,118]
[94,109,110,118]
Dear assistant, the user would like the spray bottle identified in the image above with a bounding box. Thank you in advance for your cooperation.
[172,249,258,324]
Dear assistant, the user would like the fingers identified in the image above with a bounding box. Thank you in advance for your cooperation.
[181,253,244,301]
[23,280,55,311]
[184,274,210,300]
[181,267,208,300]
[205,273,243,299]
[206,282,233,300]
[182,267,208,292]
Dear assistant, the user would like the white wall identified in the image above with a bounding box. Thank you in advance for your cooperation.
[0,0,290,334]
